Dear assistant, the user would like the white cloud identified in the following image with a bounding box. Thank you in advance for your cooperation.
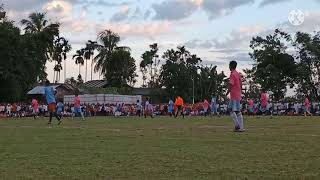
[201,0,254,20]
[152,0,200,20]
[109,5,130,22]
[95,21,174,39]
[151,0,254,21]
[2,0,47,11]
[259,0,292,8]
[45,0,73,21]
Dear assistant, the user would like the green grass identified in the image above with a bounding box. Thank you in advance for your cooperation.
[0,116,319,180]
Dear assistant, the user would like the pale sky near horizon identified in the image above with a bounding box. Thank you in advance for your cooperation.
[2,0,320,88]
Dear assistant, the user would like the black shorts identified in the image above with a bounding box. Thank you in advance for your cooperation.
[177,105,182,111]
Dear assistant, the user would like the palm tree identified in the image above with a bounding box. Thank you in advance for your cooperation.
[177,46,190,62]
[140,43,160,87]
[52,37,71,83]
[84,40,98,81]
[93,30,120,76]
[73,49,85,77]
[21,12,60,82]
[0,4,5,20]
[93,29,135,85]
[21,12,59,34]
[54,64,62,83]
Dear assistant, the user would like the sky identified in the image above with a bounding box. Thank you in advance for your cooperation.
[2,0,320,86]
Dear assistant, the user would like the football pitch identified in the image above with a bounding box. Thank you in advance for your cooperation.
[0,116,319,179]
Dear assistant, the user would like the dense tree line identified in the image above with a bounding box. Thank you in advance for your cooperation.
[1,6,320,103]
[249,29,320,101]
[0,8,63,101]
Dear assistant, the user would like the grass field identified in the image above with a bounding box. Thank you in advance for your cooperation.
[0,116,319,180]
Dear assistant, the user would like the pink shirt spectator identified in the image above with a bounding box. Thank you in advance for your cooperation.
[203,100,209,110]
[229,70,242,101]
[305,98,310,108]
[261,93,268,107]
[32,99,39,112]
[74,96,81,108]
[248,99,254,108]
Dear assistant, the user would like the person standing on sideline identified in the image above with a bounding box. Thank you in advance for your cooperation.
[304,96,312,117]
[168,99,174,117]
[175,96,184,118]
[136,99,142,117]
[226,61,244,132]
[73,93,84,120]
[248,98,254,116]
[203,99,210,117]
[211,95,219,117]
[261,91,269,116]
[44,80,61,125]
[144,98,153,118]
[31,98,39,119]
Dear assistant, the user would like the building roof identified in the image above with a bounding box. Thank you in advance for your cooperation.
[27,83,76,95]
[27,85,59,95]
[83,80,110,88]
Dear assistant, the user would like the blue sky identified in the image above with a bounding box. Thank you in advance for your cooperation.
[3,0,320,85]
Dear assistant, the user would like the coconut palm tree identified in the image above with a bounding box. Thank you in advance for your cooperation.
[21,12,59,43]
[52,37,71,83]
[21,12,60,82]
[54,63,62,83]
[0,4,5,20]
[93,30,120,75]
[84,40,98,81]
[73,49,85,77]
[93,30,131,76]
[21,12,59,33]
[93,29,136,86]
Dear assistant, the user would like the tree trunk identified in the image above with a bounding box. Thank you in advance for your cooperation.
[85,59,88,82]
[91,58,93,81]
[53,61,56,83]
[56,71,59,83]
[64,59,66,83]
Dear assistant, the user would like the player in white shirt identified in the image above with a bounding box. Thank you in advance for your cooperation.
[144,98,153,118]
[136,100,142,117]
[6,104,11,117]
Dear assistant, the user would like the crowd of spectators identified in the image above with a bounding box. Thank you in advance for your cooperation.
[1,100,320,118]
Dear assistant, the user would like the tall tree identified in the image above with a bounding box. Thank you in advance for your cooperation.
[243,68,261,100]
[84,40,98,81]
[140,43,160,88]
[0,4,5,20]
[198,66,228,101]
[249,29,297,100]
[94,29,136,87]
[103,48,137,87]
[293,31,320,100]
[73,49,85,76]
[93,30,120,75]
[0,11,57,101]
[21,12,59,34]
[20,12,60,81]
[52,37,71,83]
[160,46,202,102]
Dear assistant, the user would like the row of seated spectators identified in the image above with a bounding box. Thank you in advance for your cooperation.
[1,101,320,118]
